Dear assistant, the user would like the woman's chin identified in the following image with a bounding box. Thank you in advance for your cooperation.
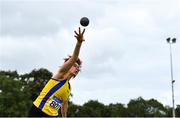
[70,73,76,78]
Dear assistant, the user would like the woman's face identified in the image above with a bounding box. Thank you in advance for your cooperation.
[69,63,80,77]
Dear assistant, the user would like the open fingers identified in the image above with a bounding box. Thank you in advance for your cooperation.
[74,31,78,36]
[82,29,85,35]
[74,35,78,39]
[79,27,81,34]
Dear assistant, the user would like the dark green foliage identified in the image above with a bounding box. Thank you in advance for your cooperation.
[67,101,82,117]
[0,74,31,116]
[146,98,167,117]
[78,100,106,116]
[0,68,52,116]
[176,105,180,116]
[127,97,147,116]
[108,103,127,116]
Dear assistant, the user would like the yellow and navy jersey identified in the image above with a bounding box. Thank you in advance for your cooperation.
[33,79,71,116]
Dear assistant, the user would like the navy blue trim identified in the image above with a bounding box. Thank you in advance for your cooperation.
[38,79,67,110]
[52,96,63,104]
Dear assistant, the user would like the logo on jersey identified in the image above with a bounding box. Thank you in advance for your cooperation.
[48,96,63,110]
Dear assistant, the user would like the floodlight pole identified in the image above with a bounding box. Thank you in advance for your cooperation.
[166,37,176,118]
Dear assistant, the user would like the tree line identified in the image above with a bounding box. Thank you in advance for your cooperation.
[0,68,179,117]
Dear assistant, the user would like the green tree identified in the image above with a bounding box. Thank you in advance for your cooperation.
[78,100,106,116]
[21,68,52,101]
[0,70,18,78]
[0,73,31,116]
[0,68,52,116]
[176,105,180,116]
[108,103,127,116]
[67,101,82,117]
[146,98,167,116]
[127,97,169,117]
[164,105,172,116]
[127,97,147,116]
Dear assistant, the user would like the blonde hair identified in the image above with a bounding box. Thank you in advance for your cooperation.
[64,55,82,66]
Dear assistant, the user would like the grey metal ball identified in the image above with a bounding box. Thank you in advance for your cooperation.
[80,17,89,27]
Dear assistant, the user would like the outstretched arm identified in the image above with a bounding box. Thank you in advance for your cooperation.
[58,27,85,78]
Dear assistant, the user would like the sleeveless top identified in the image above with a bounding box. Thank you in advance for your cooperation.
[33,79,71,116]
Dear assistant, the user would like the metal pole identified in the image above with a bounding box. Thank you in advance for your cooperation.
[169,43,175,118]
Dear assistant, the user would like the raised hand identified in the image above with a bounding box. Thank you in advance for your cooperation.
[74,27,85,43]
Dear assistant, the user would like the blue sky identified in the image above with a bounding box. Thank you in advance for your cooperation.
[0,0,179,106]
